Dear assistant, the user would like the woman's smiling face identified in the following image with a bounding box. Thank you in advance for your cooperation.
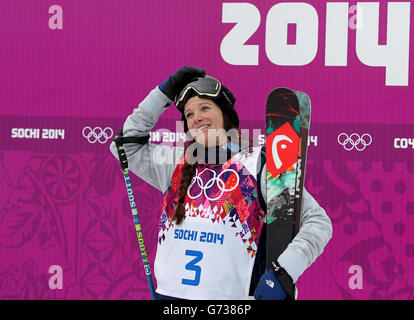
[183,96,227,147]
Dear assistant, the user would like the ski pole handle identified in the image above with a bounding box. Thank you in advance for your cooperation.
[121,169,156,300]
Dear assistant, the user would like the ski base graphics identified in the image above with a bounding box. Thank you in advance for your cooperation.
[265,88,311,299]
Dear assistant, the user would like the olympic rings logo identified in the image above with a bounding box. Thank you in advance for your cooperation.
[187,168,240,201]
[337,133,372,151]
[82,127,113,144]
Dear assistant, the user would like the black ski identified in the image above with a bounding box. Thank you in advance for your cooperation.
[265,88,302,299]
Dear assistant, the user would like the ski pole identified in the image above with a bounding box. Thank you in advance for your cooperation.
[121,168,156,299]
[113,130,156,300]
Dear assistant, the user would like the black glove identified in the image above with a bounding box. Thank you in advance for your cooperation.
[159,66,206,101]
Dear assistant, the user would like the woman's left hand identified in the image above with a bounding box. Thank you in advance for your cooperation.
[253,269,288,300]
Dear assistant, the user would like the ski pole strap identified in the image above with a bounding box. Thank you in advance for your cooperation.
[113,129,150,170]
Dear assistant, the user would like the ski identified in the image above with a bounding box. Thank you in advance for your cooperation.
[265,87,301,298]
[293,91,311,236]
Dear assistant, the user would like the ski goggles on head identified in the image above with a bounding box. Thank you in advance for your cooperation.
[175,76,222,111]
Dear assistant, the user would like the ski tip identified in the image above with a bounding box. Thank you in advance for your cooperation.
[266,87,299,114]
[294,90,311,105]
[293,90,312,125]
[268,87,296,96]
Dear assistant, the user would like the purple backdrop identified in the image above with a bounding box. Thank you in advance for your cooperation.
[1,0,413,300]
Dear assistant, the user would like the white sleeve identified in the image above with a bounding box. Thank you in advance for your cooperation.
[260,164,333,283]
[110,86,184,194]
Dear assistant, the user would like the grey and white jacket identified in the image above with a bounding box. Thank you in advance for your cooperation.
[109,86,333,285]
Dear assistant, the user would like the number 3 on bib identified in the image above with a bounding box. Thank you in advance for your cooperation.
[182,250,203,286]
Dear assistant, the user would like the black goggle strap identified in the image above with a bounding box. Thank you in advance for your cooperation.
[221,89,233,107]
[113,129,150,171]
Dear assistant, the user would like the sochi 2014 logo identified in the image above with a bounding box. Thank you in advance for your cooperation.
[337,133,372,151]
[266,122,299,177]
